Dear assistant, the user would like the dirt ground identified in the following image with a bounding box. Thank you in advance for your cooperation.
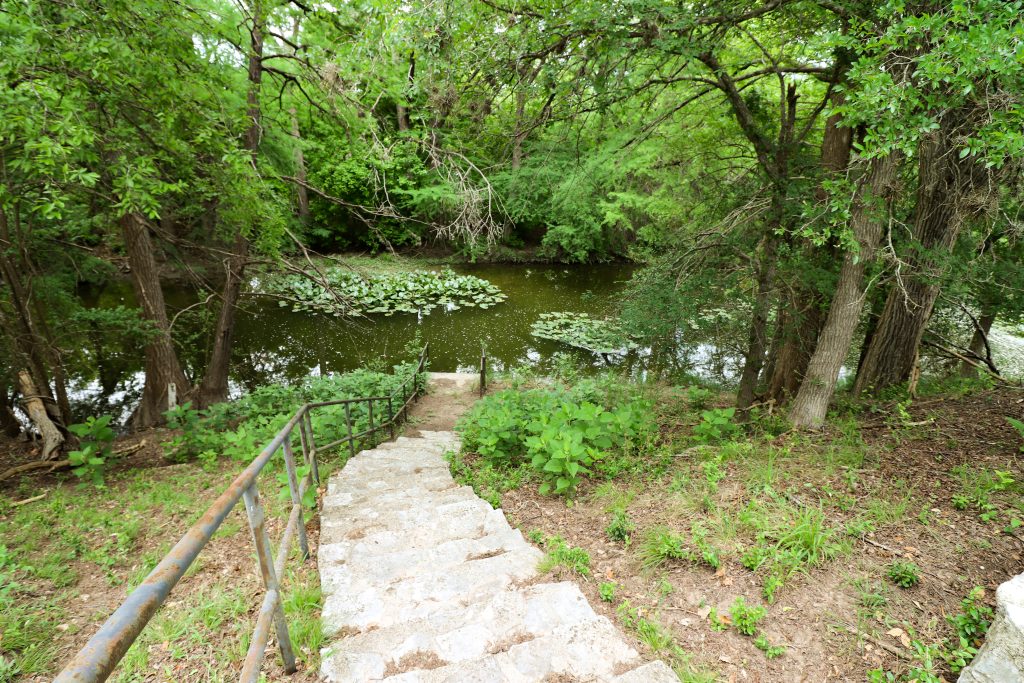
[491,387,1024,682]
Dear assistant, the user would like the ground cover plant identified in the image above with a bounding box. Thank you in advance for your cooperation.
[459,374,1024,682]
[455,376,657,497]
[0,362,422,681]
[263,267,506,317]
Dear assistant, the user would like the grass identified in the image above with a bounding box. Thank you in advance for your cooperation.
[0,457,327,680]
[538,536,592,576]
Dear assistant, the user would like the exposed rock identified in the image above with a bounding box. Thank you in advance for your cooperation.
[959,573,1024,683]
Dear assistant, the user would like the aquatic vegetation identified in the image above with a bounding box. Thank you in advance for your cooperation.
[265,267,506,316]
[530,312,638,354]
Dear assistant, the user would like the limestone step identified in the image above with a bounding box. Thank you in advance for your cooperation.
[320,581,596,680]
[321,545,543,635]
[320,496,508,547]
[320,528,529,596]
[613,660,680,682]
[379,616,640,682]
[321,483,479,514]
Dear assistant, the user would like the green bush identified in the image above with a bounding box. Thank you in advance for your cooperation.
[457,386,655,497]
[68,415,116,485]
[693,407,740,444]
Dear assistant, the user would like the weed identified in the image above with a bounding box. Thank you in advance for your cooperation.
[693,407,740,444]
[754,634,786,658]
[617,601,673,652]
[1007,416,1024,452]
[686,386,713,410]
[700,454,727,491]
[729,596,766,636]
[948,586,993,644]
[599,582,617,602]
[887,561,921,588]
[605,510,635,544]
[67,415,116,485]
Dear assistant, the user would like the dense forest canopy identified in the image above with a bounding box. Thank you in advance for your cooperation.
[2,0,1023,452]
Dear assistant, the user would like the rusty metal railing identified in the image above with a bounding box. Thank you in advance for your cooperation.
[54,344,430,683]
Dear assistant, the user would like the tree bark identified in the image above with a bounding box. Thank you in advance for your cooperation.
[121,212,192,428]
[736,235,778,412]
[789,153,901,428]
[1,381,22,438]
[17,370,64,459]
[765,88,853,405]
[853,131,965,395]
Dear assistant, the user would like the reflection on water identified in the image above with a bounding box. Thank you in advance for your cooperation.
[70,263,748,420]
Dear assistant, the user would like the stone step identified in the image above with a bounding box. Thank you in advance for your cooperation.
[321,581,596,681]
[325,469,457,499]
[320,527,529,596]
[322,484,479,514]
[613,660,680,682]
[380,616,640,682]
[320,495,504,546]
[321,545,543,635]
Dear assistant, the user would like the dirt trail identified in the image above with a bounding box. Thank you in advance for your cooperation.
[404,372,480,434]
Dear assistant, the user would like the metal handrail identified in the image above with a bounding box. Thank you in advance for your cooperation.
[55,344,430,683]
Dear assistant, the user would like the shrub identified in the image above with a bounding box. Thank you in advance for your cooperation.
[67,415,116,485]
[457,385,655,497]
[693,407,740,444]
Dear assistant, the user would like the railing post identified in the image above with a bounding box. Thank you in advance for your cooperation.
[303,410,319,485]
[241,484,296,674]
[387,396,395,439]
[298,408,319,486]
[344,402,355,460]
[281,439,310,560]
[368,399,375,446]
[480,349,487,397]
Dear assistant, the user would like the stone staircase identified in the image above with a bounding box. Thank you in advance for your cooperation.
[318,430,678,682]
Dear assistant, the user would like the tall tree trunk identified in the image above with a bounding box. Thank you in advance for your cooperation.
[789,153,901,428]
[0,381,20,439]
[196,0,263,407]
[17,370,64,459]
[736,235,778,412]
[122,212,193,428]
[289,17,309,223]
[765,89,852,405]
[0,206,65,430]
[960,310,996,377]
[853,132,964,395]
[396,51,414,132]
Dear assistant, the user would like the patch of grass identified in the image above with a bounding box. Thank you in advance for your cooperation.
[599,582,617,602]
[737,491,848,601]
[538,536,591,577]
[638,527,689,570]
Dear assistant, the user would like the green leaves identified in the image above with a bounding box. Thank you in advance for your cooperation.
[530,312,637,355]
[264,268,506,317]
[67,415,116,485]
[457,387,654,497]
